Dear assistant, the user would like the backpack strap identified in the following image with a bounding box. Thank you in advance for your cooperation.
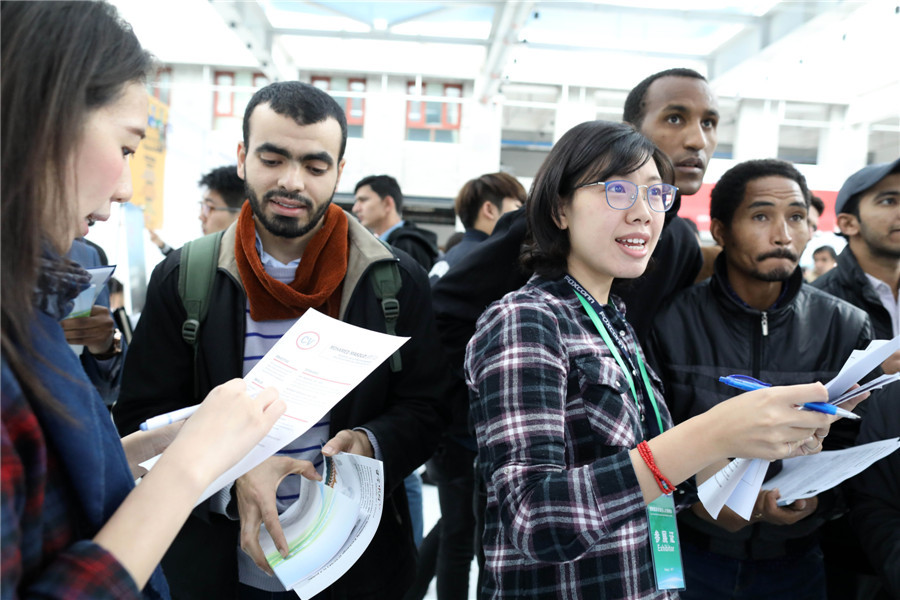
[177,231,224,398]
[370,241,403,372]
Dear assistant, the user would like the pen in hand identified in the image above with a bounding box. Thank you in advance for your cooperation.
[719,376,861,420]
[140,404,200,431]
[800,402,860,420]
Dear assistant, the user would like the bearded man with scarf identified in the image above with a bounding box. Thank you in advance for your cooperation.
[113,82,451,600]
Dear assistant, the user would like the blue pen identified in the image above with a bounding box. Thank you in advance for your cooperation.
[801,402,860,420]
[718,374,771,392]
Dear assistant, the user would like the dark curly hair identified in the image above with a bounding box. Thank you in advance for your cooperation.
[623,68,706,127]
[710,159,810,229]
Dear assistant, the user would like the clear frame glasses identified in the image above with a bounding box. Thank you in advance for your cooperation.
[198,201,241,217]
[576,180,678,213]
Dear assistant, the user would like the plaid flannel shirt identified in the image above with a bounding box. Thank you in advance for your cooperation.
[466,275,677,599]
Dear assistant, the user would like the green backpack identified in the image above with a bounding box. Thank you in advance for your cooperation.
[177,232,403,398]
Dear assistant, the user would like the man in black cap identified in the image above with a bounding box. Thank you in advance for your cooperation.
[811,157,900,598]
[813,158,900,356]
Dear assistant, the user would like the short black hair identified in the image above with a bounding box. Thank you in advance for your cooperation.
[710,158,811,229]
[522,120,674,279]
[198,165,245,209]
[813,245,838,261]
[355,175,404,214]
[623,68,707,127]
[242,81,347,160]
[455,172,526,229]
[809,194,825,216]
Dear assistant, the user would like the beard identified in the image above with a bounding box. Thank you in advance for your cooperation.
[245,183,332,239]
[859,221,900,260]
[750,248,799,282]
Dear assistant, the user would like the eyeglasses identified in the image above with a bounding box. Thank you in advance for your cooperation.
[576,180,678,213]
[198,201,241,217]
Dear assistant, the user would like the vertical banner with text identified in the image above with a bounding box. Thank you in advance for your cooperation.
[130,94,168,230]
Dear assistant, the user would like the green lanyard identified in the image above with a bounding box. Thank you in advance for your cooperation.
[573,291,665,437]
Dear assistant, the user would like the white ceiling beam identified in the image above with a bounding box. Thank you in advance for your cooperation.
[210,0,299,81]
[475,0,535,104]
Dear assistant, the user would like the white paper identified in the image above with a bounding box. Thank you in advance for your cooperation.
[255,453,385,599]
[64,265,117,355]
[824,337,900,399]
[195,309,407,503]
[763,438,900,505]
[703,335,900,519]
[698,458,768,520]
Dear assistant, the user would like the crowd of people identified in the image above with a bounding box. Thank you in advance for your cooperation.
[2,2,898,600]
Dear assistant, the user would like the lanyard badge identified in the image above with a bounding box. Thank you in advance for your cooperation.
[646,494,685,590]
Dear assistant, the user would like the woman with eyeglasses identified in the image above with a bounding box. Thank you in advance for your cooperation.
[1,2,284,597]
[464,120,862,599]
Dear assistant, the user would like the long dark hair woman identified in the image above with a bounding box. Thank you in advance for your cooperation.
[1,2,284,597]
[465,120,860,599]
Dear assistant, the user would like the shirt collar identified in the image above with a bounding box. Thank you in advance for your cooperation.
[254,230,301,269]
[864,272,900,336]
[379,220,405,241]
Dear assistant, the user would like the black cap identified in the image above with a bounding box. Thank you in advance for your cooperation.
[834,157,900,215]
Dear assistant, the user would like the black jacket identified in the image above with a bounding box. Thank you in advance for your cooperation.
[114,217,451,600]
[386,220,439,270]
[850,393,900,596]
[811,245,894,339]
[647,252,874,560]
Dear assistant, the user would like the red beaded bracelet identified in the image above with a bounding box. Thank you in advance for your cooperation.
[637,441,676,494]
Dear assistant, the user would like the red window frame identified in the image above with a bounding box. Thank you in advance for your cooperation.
[213,71,235,117]
[406,82,462,130]
[346,78,366,126]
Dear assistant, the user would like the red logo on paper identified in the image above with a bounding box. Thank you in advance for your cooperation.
[296,331,319,350]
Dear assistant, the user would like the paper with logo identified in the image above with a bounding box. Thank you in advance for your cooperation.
[763,437,900,505]
[64,264,116,355]
[700,335,900,519]
[195,309,407,503]
[259,453,385,600]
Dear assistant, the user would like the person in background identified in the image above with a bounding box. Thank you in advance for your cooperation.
[808,194,825,237]
[648,158,874,600]
[64,237,126,408]
[147,164,245,255]
[807,245,837,281]
[810,158,900,599]
[429,172,525,282]
[1,2,284,597]
[466,120,850,599]
[353,174,440,270]
[198,165,245,235]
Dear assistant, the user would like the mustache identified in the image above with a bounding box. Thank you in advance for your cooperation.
[757,249,799,262]
[263,189,313,209]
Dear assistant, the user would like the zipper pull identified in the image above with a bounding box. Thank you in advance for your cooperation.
[761,311,768,337]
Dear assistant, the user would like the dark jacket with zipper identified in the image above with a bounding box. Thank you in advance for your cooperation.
[114,214,451,600]
[647,251,874,561]
[811,245,894,339]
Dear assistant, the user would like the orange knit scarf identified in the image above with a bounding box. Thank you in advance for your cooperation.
[234,202,348,321]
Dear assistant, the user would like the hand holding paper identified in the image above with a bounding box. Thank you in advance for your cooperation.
[699,335,900,520]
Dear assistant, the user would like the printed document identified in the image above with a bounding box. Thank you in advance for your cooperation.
[191,308,407,503]
[259,453,384,599]
[699,335,900,519]
[763,438,900,505]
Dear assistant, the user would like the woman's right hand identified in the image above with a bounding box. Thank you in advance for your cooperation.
[162,379,285,489]
[707,382,834,461]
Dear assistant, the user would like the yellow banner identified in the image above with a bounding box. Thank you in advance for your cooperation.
[130,94,168,230]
